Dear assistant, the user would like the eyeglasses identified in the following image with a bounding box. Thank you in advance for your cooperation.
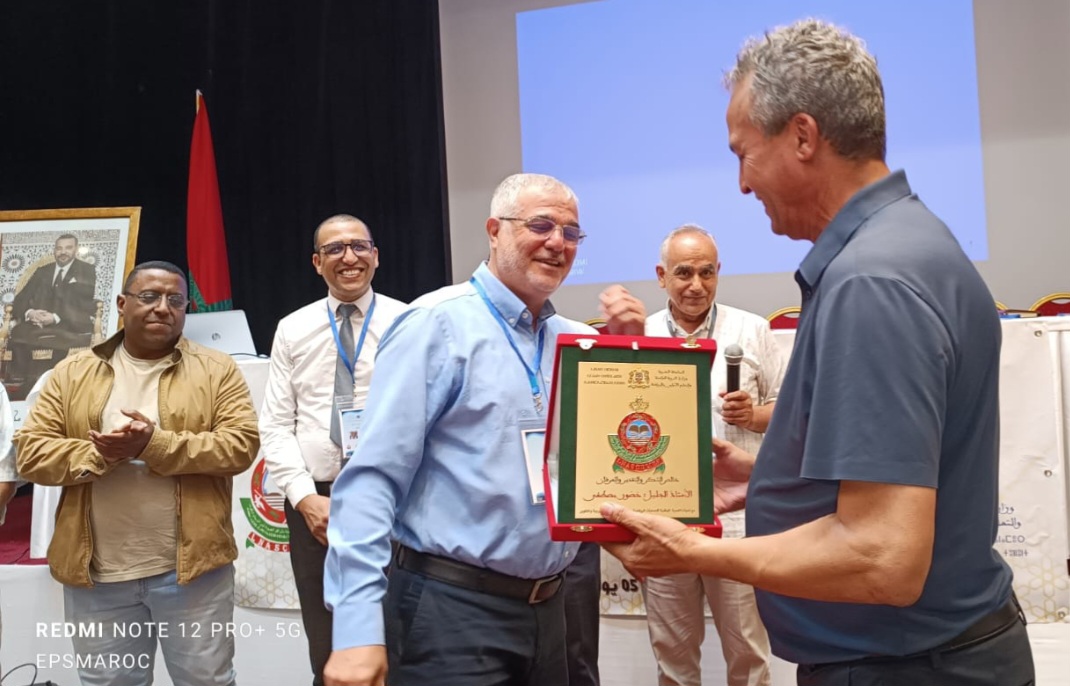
[317,239,375,257]
[123,291,189,309]
[498,217,586,245]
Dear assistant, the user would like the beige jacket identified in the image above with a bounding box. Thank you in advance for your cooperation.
[15,332,259,587]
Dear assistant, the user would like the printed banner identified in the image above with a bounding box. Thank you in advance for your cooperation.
[997,319,1070,623]
[600,550,646,615]
[232,360,300,609]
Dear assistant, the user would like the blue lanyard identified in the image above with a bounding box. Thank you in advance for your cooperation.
[469,277,545,413]
[327,294,377,377]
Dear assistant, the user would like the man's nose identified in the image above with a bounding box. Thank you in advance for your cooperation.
[739,169,752,195]
[341,245,361,263]
[543,226,566,250]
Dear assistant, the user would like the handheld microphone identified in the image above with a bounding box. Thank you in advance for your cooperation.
[724,344,744,394]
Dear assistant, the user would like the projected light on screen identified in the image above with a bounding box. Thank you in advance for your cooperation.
[516,0,987,285]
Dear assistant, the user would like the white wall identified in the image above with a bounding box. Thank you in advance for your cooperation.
[439,0,1070,321]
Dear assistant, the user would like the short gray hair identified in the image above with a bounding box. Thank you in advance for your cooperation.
[659,224,717,267]
[724,18,886,161]
[489,173,578,218]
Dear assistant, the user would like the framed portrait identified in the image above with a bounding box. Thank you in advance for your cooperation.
[0,207,140,418]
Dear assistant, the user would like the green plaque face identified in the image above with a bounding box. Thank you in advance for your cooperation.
[551,345,713,527]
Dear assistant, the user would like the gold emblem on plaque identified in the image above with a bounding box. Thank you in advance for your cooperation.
[627,369,650,388]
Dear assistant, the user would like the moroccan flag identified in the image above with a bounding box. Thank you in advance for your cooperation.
[187,90,233,311]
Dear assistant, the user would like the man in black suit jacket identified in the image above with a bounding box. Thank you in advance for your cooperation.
[7,233,97,381]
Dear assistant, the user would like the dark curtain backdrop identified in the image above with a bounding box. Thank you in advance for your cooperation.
[0,0,450,353]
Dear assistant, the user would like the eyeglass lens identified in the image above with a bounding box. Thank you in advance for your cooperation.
[134,291,187,308]
[524,218,584,243]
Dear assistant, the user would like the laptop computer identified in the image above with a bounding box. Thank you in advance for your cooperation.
[182,309,259,356]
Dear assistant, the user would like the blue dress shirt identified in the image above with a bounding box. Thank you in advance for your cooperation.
[325,263,592,649]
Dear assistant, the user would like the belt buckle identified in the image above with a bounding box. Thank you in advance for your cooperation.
[527,575,557,604]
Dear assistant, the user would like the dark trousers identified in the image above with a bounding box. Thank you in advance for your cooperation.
[385,565,569,686]
[563,542,601,686]
[797,611,1035,686]
[285,481,334,686]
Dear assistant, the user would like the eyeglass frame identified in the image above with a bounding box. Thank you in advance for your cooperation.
[316,239,376,257]
[497,216,586,245]
[122,291,189,310]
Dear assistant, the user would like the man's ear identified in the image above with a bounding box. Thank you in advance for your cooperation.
[792,112,820,162]
[312,252,324,275]
[655,264,667,289]
[486,217,502,249]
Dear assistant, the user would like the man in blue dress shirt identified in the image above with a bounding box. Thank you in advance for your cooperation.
[601,19,1034,686]
[322,173,600,686]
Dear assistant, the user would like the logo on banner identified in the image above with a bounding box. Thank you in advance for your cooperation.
[239,457,291,553]
[608,397,670,473]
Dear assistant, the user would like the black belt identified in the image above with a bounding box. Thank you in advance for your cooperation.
[394,545,563,605]
[809,594,1025,668]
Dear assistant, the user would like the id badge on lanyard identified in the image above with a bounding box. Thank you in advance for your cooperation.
[518,416,548,505]
[336,399,364,467]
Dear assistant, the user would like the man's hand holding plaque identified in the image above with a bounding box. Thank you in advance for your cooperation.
[710,437,753,515]
[600,437,756,578]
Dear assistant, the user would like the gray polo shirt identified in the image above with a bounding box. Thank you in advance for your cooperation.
[748,170,1012,663]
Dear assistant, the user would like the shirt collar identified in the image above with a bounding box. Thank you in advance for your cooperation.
[664,300,715,339]
[327,287,375,317]
[796,169,913,291]
[472,262,557,329]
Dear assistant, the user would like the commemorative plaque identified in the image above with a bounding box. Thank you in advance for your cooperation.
[543,334,722,541]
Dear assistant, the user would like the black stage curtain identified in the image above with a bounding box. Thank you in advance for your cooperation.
[0,0,449,353]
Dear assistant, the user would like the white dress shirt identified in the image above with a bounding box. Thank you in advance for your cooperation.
[646,301,784,457]
[259,288,407,508]
[646,302,784,534]
[24,264,71,323]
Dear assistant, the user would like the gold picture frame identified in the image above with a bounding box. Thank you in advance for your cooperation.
[0,207,141,412]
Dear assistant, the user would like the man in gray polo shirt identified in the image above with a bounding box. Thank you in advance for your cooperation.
[601,19,1033,686]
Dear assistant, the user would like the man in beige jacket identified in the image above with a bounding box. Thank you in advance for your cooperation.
[16,260,259,686]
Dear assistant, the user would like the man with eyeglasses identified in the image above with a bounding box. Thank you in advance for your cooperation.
[323,173,632,686]
[641,225,782,686]
[260,214,407,686]
[15,260,259,686]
